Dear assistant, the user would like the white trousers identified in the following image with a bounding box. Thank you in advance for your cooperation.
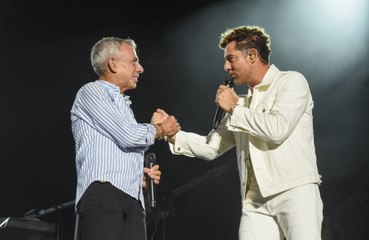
[239,184,323,240]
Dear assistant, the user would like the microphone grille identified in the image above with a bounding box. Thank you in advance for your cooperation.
[145,152,156,164]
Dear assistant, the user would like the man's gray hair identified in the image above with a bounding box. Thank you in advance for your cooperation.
[90,37,137,76]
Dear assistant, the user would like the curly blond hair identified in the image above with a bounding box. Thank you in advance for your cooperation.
[218,25,271,64]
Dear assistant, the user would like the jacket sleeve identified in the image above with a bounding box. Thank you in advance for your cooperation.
[228,72,312,144]
[169,125,236,160]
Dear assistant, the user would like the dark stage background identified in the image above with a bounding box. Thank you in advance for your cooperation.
[1,0,368,239]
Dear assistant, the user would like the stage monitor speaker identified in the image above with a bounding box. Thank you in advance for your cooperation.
[0,217,57,240]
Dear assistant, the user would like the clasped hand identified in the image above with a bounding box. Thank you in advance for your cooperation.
[151,109,181,138]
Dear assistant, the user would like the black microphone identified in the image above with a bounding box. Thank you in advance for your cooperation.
[212,79,234,129]
[145,152,157,209]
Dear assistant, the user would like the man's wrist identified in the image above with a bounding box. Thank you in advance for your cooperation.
[231,103,238,114]
[154,123,165,140]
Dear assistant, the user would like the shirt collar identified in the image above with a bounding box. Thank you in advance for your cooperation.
[96,80,120,93]
[96,80,131,101]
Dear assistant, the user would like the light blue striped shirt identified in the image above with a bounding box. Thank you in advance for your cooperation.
[71,80,156,209]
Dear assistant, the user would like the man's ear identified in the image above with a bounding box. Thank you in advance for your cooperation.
[107,58,117,73]
[248,50,256,61]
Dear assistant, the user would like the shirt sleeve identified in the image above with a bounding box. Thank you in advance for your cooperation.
[71,83,156,149]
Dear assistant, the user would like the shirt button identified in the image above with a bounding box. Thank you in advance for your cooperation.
[177,147,181,151]
[262,109,266,113]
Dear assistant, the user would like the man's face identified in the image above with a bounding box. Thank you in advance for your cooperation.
[223,41,252,86]
[114,43,144,93]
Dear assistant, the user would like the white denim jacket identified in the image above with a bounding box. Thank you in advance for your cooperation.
[169,64,322,202]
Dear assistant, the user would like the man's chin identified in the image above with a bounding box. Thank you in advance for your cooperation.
[234,79,241,86]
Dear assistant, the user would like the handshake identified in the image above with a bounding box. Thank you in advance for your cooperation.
[151,108,181,141]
